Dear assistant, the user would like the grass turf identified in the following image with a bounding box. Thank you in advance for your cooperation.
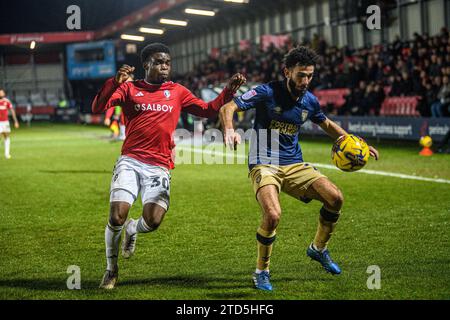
[0,123,449,299]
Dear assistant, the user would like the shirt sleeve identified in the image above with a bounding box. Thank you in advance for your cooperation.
[233,85,270,111]
[180,85,235,118]
[309,95,327,124]
[105,107,115,119]
[92,77,127,114]
[6,99,13,110]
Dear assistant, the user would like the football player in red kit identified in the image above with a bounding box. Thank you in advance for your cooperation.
[92,43,246,289]
[0,88,19,159]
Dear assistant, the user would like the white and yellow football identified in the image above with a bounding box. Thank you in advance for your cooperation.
[332,134,370,172]
[419,135,432,148]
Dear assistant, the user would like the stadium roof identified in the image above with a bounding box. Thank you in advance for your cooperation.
[0,0,156,34]
[0,0,293,47]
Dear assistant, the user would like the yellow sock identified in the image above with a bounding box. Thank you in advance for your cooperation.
[256,227,276,271]
[313,207,340,250]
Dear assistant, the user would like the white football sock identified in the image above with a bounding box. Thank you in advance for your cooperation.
[105,222,123,271]
[136,216,152,233]
[312,243,326,252]
[119,125,126,139]
[4,136,10,157]
[126,219,138,235]
[126,216,152,235]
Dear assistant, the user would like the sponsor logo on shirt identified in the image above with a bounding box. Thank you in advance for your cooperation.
[269,120,299,135]
[135,92,144,97]
[134,103,174,113]
[241,89,257,101]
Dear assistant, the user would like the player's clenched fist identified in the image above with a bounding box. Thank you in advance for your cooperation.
[115,64,135,84]
[226,73,246,92]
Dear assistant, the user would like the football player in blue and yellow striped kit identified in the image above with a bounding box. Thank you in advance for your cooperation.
[220,46,379,291]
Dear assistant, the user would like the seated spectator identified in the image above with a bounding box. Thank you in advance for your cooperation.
[398,72,414,96]
[429,54,442,77]
[418,80,436,117]
[370,83,386,116]
[431,75,450,117]
[389,75,403,96]
[340,81,366,116]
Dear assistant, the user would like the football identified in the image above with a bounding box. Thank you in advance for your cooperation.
[332,134,370,172]
[419,135,432,148]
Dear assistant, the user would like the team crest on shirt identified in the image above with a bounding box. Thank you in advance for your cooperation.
[274,106,283,114]
[242,89,257,101]
[301,110,309,122]
[164,90,171,99]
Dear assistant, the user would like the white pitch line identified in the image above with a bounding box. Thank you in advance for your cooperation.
[177,146,450,185]
[310,163,450,184]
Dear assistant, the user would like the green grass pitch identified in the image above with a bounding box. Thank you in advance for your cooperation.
[0,123,449,299]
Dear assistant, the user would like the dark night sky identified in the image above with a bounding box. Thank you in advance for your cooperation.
[0,0,154,34]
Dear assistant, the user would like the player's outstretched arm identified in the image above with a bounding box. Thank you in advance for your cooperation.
[318,118,347,140]
[181,73,246,118]
[92,65,134,113]
[219,100,241,150]
[104,107,114,126]
[10,107,19,129]
[319,118,379,160]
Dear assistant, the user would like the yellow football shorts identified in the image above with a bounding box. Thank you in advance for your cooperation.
[249,163,326,201]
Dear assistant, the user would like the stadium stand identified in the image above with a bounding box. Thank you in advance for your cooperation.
[314,88,350,110]
[173,26,449,118]
[380,96,422,117]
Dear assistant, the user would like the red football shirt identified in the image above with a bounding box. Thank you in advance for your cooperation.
[0,98,13,122]
[92,78,234,169]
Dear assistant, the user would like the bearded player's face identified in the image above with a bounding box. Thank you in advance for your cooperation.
[284,65,314,97]
[144,52,171,84]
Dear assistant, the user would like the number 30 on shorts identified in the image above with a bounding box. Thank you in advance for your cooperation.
[151,176,169,190]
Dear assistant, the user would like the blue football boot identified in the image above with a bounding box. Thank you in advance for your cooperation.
[307,244,342,275]
[252,270,273,291]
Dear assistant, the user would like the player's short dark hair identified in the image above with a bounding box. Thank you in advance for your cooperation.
[140,43,170,63]
[284,46,319,69]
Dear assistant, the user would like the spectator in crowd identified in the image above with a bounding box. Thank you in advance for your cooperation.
[389,75,403,96]
[431,75,450,117]
[418,80,437,117]
[398,72,414,96]
[368,83,386,116]
[340,81,366,116]
[429,55,441,77]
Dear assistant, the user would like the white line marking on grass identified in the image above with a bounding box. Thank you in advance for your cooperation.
[310,163,450,184]
[177,146,450,185]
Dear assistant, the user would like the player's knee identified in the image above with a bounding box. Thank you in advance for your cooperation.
[142,215,162,231]
[109,213,126,226]
[142,202,167,231]
[265,208,281,227]
[109,203,129,226]
[327,190,344,211]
